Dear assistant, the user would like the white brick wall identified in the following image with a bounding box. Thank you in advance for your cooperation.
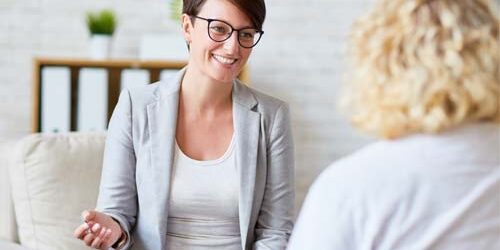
[0,0,375,213]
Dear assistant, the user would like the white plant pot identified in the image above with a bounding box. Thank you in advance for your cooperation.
[89,34,112,59]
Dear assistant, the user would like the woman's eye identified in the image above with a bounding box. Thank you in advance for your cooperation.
[240,31,255,39]
[210,26,228,34]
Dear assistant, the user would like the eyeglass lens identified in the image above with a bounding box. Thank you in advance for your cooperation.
[208,20,262,48]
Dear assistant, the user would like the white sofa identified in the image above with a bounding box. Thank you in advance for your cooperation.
[0,133,106,250]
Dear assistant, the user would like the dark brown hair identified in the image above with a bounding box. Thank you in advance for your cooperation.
[183,0,266,30]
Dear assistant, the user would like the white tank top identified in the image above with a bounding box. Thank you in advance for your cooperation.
[167,135,241,250]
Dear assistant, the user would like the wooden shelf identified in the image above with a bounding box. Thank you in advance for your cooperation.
[32,57,250,132]
[33,57,188,69]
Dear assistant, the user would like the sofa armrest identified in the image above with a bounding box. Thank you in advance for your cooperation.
[0,240,32,250]
[0,141,18,243]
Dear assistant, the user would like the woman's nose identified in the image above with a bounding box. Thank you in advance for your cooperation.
[222,31,240,53]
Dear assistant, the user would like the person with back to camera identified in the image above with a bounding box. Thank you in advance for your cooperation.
[288,0,499,249]
[73,0,295,249]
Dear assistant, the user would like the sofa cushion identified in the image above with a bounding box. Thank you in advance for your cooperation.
[8,133,106,249]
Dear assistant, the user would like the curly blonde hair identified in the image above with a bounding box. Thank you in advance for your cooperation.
[342,0,499,139]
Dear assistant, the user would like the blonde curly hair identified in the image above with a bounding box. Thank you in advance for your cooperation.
[342,0,499,139]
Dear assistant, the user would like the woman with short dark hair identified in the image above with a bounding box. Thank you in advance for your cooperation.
[74,0,294,249]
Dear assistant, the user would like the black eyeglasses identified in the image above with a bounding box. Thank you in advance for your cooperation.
[191,15,264,48]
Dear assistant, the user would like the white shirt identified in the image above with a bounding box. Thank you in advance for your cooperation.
[288,123,500,250]
[167,135,241,250]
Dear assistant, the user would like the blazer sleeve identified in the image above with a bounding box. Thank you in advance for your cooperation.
[96,89,137,249]
[254,103,295,250]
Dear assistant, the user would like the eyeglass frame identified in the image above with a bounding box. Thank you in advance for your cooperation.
[190,15,264,48]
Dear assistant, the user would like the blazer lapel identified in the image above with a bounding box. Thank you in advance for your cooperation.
[233,81,260,249]
[146,69,184,246]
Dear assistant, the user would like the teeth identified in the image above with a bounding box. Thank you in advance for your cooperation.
[213,54,236,65]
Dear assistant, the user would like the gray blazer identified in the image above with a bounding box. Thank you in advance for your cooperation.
[96,68,295,250]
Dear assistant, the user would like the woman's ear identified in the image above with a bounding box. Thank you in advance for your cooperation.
[181,14,193,44]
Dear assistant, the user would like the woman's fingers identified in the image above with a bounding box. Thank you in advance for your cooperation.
[83,231,95,246]
[90,227,111,249]
[83,224,109,249]
[101,228,113,249]
[99,227,108,238]
[75,210,120,249]
[91,223,101,233]
[90,235,102,248]
[73,223,90,239]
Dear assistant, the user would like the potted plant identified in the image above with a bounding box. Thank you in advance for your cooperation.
[86,9,117,59]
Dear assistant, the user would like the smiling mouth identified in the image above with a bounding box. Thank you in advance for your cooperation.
[213,54,238,65]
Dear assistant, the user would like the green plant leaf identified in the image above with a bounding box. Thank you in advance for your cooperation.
[86,9,117,35]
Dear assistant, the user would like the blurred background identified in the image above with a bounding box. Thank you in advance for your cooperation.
[0,0,377,212]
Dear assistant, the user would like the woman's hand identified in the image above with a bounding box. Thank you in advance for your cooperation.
[73,210,123,249]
